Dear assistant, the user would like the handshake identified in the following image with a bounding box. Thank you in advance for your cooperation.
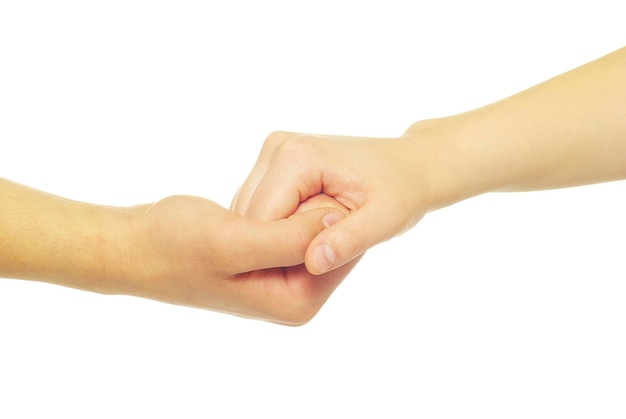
[121,128,440,325]
[0,126,443,326]
[2,46,624,325]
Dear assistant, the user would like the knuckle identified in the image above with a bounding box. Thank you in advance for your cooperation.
[263,130,294,150]
[262,132,319,173]
[274,133,316,161]
[293,220,314,255]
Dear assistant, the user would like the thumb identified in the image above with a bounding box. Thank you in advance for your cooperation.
[304,202,408,275]
[233,208,346,273]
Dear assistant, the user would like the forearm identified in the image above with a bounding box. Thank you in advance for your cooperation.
[0,178,140,294]
[0,177,352,323]
[410,47,626,210]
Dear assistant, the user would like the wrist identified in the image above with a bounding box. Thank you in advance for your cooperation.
[110,203,170,299]
[71,203,149,296]
[402,115,495,212]
[60,201,163,298]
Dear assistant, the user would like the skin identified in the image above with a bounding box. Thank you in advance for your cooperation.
[0,178,354,325]
[232,47,626,275]
[3,47,624,325]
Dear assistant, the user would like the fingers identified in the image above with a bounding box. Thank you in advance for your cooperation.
[234,131,417,275]
[235,133,329,221]
[248,147,314,221]
[229,207,346,274]
[231,131,295,215]
[304,200,408,275]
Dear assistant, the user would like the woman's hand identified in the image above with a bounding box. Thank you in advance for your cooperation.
[232,48,626,278]
[231,130,437,275]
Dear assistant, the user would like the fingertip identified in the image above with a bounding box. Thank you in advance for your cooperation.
[322,211,343,228]
[293,209,342,275]
[312,243,336,274]
[304,209,372,275]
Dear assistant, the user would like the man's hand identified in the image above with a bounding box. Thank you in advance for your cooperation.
[0,178,354,325]
[127,194,356,325]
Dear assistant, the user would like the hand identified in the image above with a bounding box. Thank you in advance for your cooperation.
[231,129,437,275]
[130,194,355,325]
[1,178,355,325]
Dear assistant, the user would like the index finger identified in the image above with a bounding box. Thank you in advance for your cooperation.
[231,131,295,216]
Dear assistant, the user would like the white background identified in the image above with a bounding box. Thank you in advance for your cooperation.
[1,1,624,418]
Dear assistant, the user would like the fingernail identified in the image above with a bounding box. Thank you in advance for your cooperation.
[322,212,342,228]
[313,243,335,274]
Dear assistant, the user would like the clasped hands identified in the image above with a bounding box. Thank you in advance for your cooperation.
[5,48,622,325]
[0,127,435,327]
[139,128,435,325]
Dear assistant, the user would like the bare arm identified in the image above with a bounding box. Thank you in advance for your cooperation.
[0,177,352,325]
[0,178,133,291]
[414,46,626,209]
[233,47,626,274]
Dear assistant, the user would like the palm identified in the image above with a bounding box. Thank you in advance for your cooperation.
[142,194,358,324]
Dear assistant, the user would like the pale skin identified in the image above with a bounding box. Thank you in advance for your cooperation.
[233,47,626,275]
[2,47,625,325]
[0,178,355,325]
